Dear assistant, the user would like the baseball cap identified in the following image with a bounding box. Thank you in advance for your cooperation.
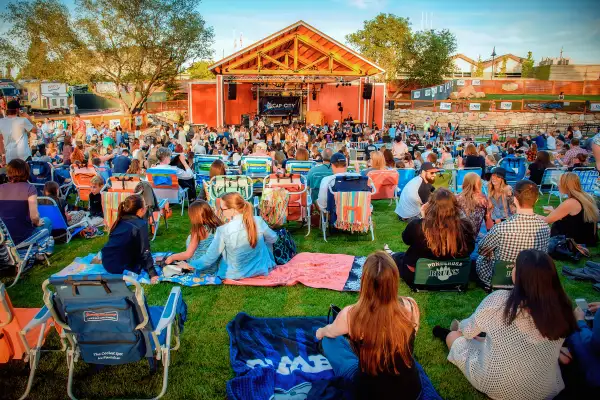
[7,100,20,111]
[330,152,347,164]
[420,162,440,172]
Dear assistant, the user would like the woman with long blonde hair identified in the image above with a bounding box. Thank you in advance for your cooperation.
[488,167,515,224]
[187,192,278,279]
[544,172,599,245]
[387,188,475,285]
[457,172,493,235]
[316,251,422,399]
[362,151,386,176]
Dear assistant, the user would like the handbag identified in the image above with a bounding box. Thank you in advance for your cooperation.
[272,228,297,265]
[327,304,341,324]
[549,235,590,261]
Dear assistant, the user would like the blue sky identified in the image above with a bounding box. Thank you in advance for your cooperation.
[1,0,599,64]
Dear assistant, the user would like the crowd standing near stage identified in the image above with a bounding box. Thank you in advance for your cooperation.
[1,95,600,399]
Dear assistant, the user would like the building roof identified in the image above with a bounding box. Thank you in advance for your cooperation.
[482,53,525,66]
[451,54,478,66]
[209,20,384,79]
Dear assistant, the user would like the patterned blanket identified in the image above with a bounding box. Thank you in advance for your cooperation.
[53,252,365,291]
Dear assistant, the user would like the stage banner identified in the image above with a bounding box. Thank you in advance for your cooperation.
[590,103,600,112]
[472,79,481,86]
[500,102,513,110]
[439,102,451,110]
[469,103,481,111]
[259,96,300,116]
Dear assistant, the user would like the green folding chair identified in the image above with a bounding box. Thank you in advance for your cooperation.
[412,258,471,292]
[487,260,515,291]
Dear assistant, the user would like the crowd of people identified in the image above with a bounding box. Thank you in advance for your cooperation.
[1,94,600,399]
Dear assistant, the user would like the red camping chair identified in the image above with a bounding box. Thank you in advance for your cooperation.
[367,169,399,204]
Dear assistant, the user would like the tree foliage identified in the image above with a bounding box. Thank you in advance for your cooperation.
[186,60,215,80]
[498,56,508,78]
[473,56,484,78]
[4,0,214,114]
[521,51,535,78]
[403,29,457,87]
[345,13,411,82]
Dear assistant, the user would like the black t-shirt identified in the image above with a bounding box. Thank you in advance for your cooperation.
[463,155,486,171]
[89,192,103,217]
[418,180,434,204]
[527,163,547,185]
[402,218,475,269]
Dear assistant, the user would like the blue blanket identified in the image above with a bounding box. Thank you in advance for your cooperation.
[226,312,442,400]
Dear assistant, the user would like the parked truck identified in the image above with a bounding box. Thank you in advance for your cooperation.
[20,81,70,113]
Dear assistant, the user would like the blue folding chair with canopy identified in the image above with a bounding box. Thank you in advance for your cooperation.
[285,160,316,176]
[497,157,527,187]
[397,168,416,193]
[450,167,482,193]
[37,197,89,243]
[42,274,187,400]
[193,154,226,185]
[240,156,272,193]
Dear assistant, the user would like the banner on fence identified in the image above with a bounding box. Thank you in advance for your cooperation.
[425,89,431,96]
[472,79,481,86]
[469,103,481,111]
[590,103,600,112]
[439,85,444,92]
[439,102,452,110]
[457,80,465,86]
[109,119,121,128]
[500,102,513,110]
[411,80,457,101]
[414,91,421,99]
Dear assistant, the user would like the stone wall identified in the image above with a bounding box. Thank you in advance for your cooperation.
[385,109,600,128]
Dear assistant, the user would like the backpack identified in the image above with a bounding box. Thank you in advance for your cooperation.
[272,228,297,265]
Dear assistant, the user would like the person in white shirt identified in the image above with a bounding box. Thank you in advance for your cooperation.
[317,152,358,211]
[394,163,439,221]
[392,136,408,159]
[546,131,557,151]
[0,100,35,163]
[147,147,197,201]
[573,127,582,140]
[485,140,500,156]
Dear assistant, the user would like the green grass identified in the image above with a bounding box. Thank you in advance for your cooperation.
[483,94,600,101]
[1,188,599,400]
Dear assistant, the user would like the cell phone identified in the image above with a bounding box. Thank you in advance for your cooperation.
[576,298,595,321]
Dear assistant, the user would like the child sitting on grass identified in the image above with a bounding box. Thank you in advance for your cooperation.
[43,181,88,227]
[164,200,222,273]
[88,175,105,226]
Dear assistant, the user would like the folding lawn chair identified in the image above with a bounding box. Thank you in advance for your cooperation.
[307,166,333,204]
[367,169,400,205]
[206,175,254,220]
[38,197,89,243]
[285,160,316,176]
[397,168,416,193]
[1,282,64,400]
[193,154,226,185]
[321,175,376,241]
[497,157,527,187]
[539,168,565,204]
[108,174,143,193]
[450,168,482,194]
[346,160,367,173]
[93,165,112,184]
[412,258,471,292]
[263,173,311,235]
[572,167,599,195]
[41,274,186,400]
[486,260,515,291]
[146,170,189,216]
[70,165,100,205]
[27,161,54,196]
[240,156,272,193]
[0,218,51,288]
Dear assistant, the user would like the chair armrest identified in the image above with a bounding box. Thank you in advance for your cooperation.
[15,230,48,249]
[21,305,52,334]
[154,287,182,335]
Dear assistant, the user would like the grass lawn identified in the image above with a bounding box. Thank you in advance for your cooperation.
[483,94,600,101]
[1,184,599,399]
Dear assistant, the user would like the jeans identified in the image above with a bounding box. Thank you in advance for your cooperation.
[322,336,359,381]
[31,217,54,253]
[392,252,415,285]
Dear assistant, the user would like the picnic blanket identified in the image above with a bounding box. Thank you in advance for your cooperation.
[54,252,366,291]
[226,312,442,400]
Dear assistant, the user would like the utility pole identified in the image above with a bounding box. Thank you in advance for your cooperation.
[490,47,497,80]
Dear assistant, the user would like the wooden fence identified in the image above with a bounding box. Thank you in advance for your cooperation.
[145,100,187,113]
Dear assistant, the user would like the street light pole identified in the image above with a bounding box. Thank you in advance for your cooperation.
[491,46,497,80]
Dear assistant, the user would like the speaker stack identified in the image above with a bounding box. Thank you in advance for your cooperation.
[362,83,373,99]
[228,83,237,100]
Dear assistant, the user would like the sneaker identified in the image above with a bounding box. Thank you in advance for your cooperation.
[383,244,394,256]
[432,325,451,341]
[450,319,460,332]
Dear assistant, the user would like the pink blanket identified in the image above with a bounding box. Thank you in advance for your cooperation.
[224,252,355,291]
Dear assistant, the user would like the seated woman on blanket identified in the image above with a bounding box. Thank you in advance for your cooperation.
[387,188,475,286]
[316,251,422,400]
[186,192,278,280]
[101,194,158,283]
[164,200,222,273]
[432,249,577,400]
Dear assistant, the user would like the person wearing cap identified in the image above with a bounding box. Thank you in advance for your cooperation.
[489,167,515,224]
[0,100,36,164]
[316,152,358,211]
[394,162,438,221]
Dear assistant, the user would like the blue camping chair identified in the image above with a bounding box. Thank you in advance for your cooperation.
[193,154,226,185]
[146,169,189,216]
[450,168,482,193]
[285,160,316,176]
[397,168,416,193]
[497,157,527,186]
[28,161,55,197]
[0,218,51,288]
[240,156,272,193]
[42,274,186,400]
[539,168,565,204]
[572,167,599,195]
[38,197,89,243]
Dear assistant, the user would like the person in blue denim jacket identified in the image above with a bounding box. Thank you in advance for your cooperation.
[188,192,278,280]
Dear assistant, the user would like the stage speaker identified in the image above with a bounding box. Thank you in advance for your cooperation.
[312,92,317,101]
[362,83,373,99]
[228,83,237,100]
[388,100,395,110]
[338,106,344,112]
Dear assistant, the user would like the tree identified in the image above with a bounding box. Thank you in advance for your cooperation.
[345,13,412,82]
[5,0,214,115]
[521,51,535,78]
[498,56,508,78]
[18,35,64,80]
[473,56,484,78]
[403,29,457,87]
[186,60,215,80]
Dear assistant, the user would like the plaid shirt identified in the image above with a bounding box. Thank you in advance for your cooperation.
[476,213,550,284]
[561,146,589,167]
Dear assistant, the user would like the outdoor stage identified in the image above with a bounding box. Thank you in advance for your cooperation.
[188,21,386,128]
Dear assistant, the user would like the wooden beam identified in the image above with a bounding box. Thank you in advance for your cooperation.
[225,32,296,71]
[223,69,363,76]
[329,55,333,73]
[293,35,298,71]
[297,34,363,73]
[260,52,289,70]
[257,53,262,71]
[284,53,288,67]
[298,55,329,72]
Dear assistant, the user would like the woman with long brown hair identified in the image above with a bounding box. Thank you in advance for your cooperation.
[388,188,475,285]
[316,251,421,399]
[489,167,515,224]
[457,172,493,236]
[187,192,278,279]
[544,172,599,246]
[101,194,158,283]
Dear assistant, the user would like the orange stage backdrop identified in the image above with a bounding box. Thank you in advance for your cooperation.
[190,83,218,127]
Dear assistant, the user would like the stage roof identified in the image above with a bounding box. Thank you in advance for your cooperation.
[209,20,384,81]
